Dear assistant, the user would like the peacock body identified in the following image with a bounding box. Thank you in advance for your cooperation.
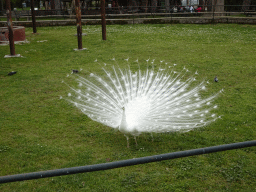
[64,59,222,147]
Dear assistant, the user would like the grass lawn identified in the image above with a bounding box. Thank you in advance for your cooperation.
[0,24,256,191]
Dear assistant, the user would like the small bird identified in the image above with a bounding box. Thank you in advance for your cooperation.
[8,71,17,76]
[214,76,218,82]
[64,59,221,147]
[72,69,79,73]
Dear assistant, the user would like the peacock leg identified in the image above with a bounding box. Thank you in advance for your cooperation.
[124,134,129,148]
[134,136,138,146]
[151,133,154,142]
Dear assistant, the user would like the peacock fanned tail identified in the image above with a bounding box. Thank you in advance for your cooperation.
[64,59,222,139]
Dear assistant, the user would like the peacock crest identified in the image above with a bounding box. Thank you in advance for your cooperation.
[62,58,222,147]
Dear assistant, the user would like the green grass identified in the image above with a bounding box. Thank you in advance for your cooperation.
[0,24,256,191]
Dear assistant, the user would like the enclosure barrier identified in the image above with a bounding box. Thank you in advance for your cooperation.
[1,5,256,27]
[0,140,256,184]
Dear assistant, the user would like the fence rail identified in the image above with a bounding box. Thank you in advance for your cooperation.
[1,140,256,184]
[0,11,256,22]
[0,5,256,23]
[1,4,256,17]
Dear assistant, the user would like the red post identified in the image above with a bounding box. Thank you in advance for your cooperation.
[101,0,106,40]
[75,0,82,49]
[30,0,37,33]
[5,0,15,55]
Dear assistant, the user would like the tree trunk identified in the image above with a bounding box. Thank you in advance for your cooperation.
[0,0,3,15]
[165,0,170,12]
[141,0,148,12]
[213,0,224,13]
[242,0,252,11]
[151,0,157,12]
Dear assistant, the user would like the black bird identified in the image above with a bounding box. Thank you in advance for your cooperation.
[214,76,218,82]
[8,71,17,76]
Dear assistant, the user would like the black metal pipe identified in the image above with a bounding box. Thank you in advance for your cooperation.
[0,140,255,184]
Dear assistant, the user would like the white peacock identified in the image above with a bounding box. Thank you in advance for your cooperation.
[63,58,222,147]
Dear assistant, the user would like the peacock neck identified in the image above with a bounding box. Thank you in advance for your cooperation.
[119,108,128,133]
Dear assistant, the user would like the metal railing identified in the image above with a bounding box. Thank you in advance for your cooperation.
[0,140,256,184]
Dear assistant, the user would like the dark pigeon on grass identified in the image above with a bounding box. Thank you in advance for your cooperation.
[214,76,218,82]
[72,69,79,74]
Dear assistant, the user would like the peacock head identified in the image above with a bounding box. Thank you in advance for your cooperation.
[121,106,126,113]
